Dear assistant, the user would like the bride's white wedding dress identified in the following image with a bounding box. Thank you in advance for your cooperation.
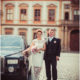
[31,39,47,80]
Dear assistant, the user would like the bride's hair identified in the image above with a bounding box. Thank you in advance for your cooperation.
[36,29,42,34]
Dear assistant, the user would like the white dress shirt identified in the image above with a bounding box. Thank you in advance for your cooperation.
[49,36,54,42]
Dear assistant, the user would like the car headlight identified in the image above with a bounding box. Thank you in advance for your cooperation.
[7,59,18,64]
[8,66,14,72]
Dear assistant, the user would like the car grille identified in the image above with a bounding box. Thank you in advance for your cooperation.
[1,57,5,74]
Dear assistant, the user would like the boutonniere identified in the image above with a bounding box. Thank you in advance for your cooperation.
[54,40,56,44]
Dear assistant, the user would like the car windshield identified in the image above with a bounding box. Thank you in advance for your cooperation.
[0,35,24,51]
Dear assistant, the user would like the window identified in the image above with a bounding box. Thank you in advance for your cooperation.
[19,4,28,22]
[47,4,56,23]
[33,4,42,23]
[33,33,37,39]
[64,4,70,9]
[19,32,26,36]
[47,29,49,37]
[19,29,27,38]
[6,9,13,20]
[20,9,27,21]
[73,10,79,21]
[34,9,40,21]
[65,12,69,20]
[5,28,13,35]
[48,9,55,21]
[33,29,38,39]
[5,4,14,21]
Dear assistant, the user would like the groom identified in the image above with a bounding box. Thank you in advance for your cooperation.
[44,29,61,80]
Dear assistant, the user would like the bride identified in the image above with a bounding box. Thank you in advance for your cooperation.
[22,29,46,80]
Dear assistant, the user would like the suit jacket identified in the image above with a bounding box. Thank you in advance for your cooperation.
[44,37,61,60]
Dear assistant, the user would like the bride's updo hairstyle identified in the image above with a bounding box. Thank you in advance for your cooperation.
[36,29,42,34]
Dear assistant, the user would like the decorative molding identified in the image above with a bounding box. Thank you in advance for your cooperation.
[47,4,57,7]
[19,3,28,7]
[33,4,42,7]
[2,24,61,27]
[5,3,14,7]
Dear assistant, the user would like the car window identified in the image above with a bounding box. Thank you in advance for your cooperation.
[0,36,24,51]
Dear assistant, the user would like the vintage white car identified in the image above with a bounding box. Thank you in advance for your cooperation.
[1,35,29,80]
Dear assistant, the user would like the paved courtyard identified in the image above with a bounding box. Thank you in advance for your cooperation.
[57,53,79,80]
[29,53,79,80]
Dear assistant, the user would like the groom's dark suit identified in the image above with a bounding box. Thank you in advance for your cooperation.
[44,37,61,80]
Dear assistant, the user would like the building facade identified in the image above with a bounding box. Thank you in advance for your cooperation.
[1,0,79,52]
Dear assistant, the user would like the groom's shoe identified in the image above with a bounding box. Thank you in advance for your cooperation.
[53,79,57,80]
[47,79,51,80]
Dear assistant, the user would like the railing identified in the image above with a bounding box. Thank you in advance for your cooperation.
[61,20,79,26]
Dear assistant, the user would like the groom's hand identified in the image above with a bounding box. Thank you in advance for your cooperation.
[56,56,59,61]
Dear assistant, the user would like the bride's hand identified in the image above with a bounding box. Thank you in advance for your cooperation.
[36,48,41,53]
[22,50,27,55]
[38,48,42,51]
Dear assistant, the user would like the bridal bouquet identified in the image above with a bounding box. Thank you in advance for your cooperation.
[31,45,38,54]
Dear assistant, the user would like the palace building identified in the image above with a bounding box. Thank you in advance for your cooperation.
[1,0,79,52]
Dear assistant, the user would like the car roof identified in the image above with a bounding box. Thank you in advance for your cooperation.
[0,35,23,38]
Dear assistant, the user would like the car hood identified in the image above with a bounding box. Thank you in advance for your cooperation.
[0,50,23,58]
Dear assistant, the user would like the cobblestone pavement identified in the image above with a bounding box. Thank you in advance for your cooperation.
[28,53,79,80]
[57,53,79,80]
